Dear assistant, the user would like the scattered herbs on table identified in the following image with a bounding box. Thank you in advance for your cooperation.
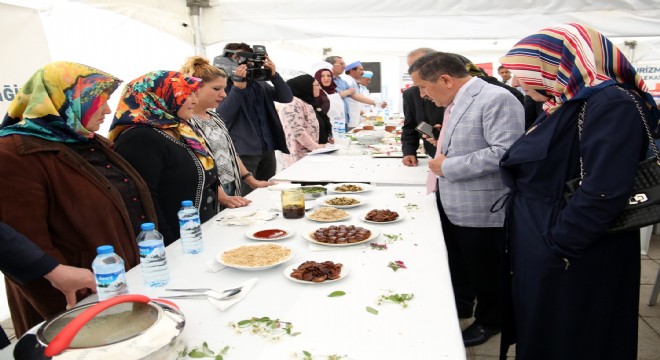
[370,243,388,251]
[328,290,346,297]
[377,291,415,308]
[294,351,348,359]
[394,192,406,198]
[387,260,407,271]
[383,233,403,243]
[228,316,300,340]
[404,203,419,211]
[184,342,229,359]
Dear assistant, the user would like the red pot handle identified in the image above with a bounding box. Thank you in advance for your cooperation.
[44,294,151,357]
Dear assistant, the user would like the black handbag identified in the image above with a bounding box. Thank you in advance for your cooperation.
[564,87,660,233]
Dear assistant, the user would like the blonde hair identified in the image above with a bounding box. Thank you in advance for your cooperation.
[180,56,227,83]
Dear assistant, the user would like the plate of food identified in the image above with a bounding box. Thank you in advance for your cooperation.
[299,185,327,201]
[217,243,294,270]
[360,209,405,224]
[327,183,373,194]
[244,226,295,241]
[284,261,349,284]
[302,224,380,247]
[306,207,350,222]
[315,194,367,209]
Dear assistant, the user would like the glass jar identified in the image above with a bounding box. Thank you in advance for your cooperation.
[281,189,305,219]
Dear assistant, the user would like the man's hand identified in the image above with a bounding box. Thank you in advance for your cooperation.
[233,65,248,89]
[402,155,418,167]
[429,153,447,177]
[44,265,96,309]
[264,56,277,76]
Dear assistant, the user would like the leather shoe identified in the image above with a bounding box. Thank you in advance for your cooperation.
[461,322,500,347]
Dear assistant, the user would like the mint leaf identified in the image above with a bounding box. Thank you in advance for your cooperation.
[366,306,379,315]
[328,291,346,297]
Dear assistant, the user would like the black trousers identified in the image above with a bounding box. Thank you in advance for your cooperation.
[0,326,9,349]
[436,190,503,328]
[238,151,277,196]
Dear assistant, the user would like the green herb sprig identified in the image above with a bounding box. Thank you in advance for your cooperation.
[382,233,403,243]
[184,342,229,360]
[229,316,300,340]
[294,351,348,359]
[377,291,415,308]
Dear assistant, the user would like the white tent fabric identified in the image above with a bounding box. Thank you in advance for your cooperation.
[1,0,659,130]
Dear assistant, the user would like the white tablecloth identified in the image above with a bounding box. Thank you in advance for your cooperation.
[271,153,430,186]
[124,186,465,360]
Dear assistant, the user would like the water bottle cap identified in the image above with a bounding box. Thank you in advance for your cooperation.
[181,200,193,207]
[97,245,114,254]
[140,222,155,230]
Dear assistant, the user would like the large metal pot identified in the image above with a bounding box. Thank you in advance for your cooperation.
[14,294,185,360]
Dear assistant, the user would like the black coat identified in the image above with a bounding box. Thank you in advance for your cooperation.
[401,86,445,157]
[499,85,648,359]
[114,127,219,245]
[0,222,59,348]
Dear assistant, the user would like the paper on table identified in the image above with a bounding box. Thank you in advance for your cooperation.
[206,278,258,311]
[217,210,278,226]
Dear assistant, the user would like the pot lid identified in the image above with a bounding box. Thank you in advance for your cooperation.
[39,301,159,348]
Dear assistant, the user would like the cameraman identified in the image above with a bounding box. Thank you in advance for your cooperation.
[216,43,293,195]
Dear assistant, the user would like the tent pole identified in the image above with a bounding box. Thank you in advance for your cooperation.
[189,5,205,56]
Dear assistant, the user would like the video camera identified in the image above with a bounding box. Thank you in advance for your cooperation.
[213,45,272,82]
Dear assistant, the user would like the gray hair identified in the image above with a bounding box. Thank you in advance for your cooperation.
[324,56,342,65]
[408,52,469,82]
[407,47,436,58]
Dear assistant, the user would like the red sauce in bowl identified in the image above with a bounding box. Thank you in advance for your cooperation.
[253,229,288,239]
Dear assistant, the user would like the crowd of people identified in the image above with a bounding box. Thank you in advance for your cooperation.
[1,23,658,359]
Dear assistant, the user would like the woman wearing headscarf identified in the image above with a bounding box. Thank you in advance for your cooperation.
[0,62,157,336]
[315,66,344,138]
[498,23,660,359]
[109,71,219,245]
[180,56,273,209]
[278,74,326,167]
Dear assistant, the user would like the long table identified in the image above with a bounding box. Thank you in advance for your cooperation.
[125,186,465,359]
[271,152,430,186]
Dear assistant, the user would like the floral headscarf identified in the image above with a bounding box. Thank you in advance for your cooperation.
[108,70,215,170]
[0,61,121,142]
[500,23,659,123]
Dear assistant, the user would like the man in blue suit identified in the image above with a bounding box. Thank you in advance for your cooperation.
[409,52,524,347]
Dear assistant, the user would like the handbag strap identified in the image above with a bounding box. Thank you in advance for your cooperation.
[576,86,658,180]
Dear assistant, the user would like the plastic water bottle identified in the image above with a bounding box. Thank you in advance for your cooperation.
[136,223,170,287]
[333,117,346,139]
[92,245,129,301]
[383,106,391,123]
[178,200,204,254]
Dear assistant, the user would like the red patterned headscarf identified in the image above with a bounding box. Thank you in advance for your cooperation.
[500,23,658,122]
[109,70,214,170]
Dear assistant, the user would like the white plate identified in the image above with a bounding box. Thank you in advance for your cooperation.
[217,243,294,270]
[327,183,373,194]
[360,209,405,224]
[371,152,429,158]
[267,183,301,191]
[308,147,339,155]
[315,194,367,209]
[283,263,350,284]
[301,224,380,247]
[305,208,351,222]
[244,226,295,241]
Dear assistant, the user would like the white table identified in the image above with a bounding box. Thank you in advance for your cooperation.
[125,186,465,359]
[271,153,430,186]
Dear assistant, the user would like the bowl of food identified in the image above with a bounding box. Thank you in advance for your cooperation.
[300,185,327,200]
[354,130,385,145]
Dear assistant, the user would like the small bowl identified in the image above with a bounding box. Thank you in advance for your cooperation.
[300,186,328,200]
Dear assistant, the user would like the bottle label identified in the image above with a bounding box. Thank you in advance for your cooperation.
[179,217,201,230]
[139,243,165,260]
[95,270,126,289]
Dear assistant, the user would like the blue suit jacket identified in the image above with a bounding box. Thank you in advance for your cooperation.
[438,78,524,227]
